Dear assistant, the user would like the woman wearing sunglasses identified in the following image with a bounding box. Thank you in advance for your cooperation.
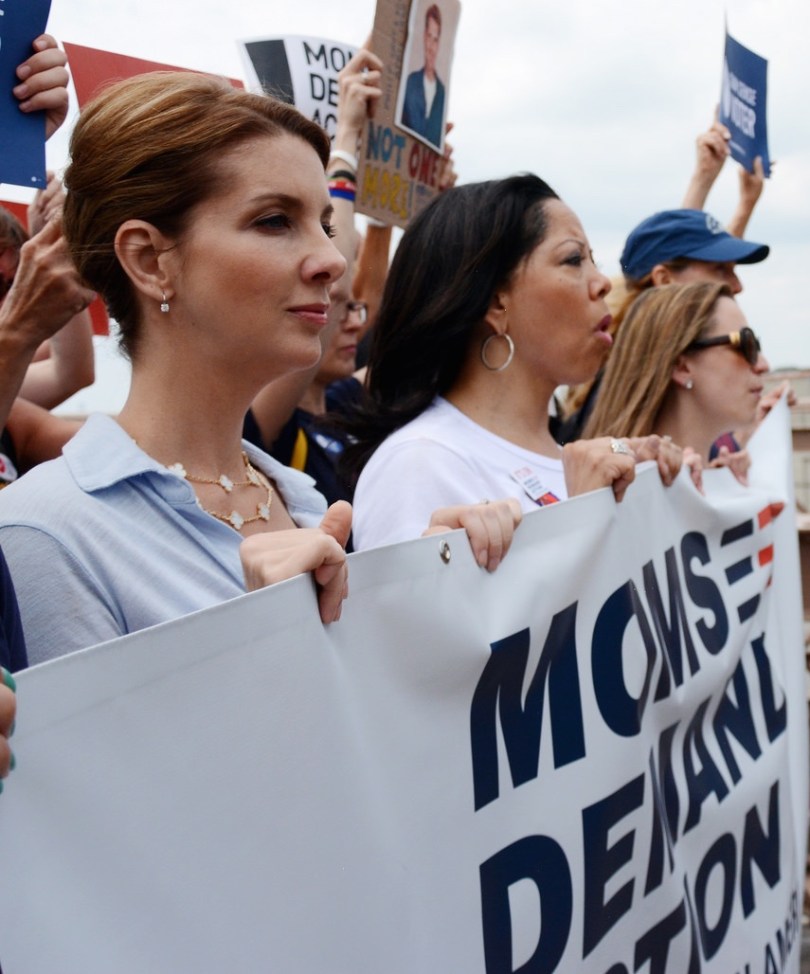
[582,282,770,479]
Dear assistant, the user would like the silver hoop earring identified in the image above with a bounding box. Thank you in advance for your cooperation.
[481,333,515,372]
[160,292,170,314]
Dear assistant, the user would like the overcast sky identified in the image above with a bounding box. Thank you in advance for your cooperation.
[31,0,810,411]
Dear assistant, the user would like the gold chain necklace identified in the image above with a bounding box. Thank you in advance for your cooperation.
[169,452,273,532]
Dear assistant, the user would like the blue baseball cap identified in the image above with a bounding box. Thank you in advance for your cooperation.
[620,209,769,282]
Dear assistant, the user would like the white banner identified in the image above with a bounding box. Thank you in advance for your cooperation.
[0,401,805,973]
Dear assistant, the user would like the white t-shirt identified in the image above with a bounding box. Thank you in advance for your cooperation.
[353,397,567,550]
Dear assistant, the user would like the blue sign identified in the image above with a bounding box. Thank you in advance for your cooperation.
[719,30,771,177]
[0,0,53,189]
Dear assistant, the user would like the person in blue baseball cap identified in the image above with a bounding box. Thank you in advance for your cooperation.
[619,208,769,295]
[557,111,773,443]
[557,208,770,443]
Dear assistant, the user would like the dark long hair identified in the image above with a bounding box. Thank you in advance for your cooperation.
[340,173,559,479]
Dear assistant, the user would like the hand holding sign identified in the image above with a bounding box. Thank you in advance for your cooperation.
[13,34,69,140]
[336,46,383,138]
[0,0,56,188]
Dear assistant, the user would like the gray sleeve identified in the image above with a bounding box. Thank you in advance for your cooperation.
[0,524,125,666]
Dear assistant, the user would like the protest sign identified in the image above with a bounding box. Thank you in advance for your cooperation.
[356,0,460,228]
[0,0,51,189]
[0,402,804,973]
[719,29,771,176]
[239,36,356,139]
[62,43,243,109]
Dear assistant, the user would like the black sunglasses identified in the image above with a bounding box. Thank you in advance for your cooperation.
[688,326,762,367]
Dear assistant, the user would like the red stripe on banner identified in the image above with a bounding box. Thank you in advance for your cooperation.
[758,502,785,528]
[758,545,774,567]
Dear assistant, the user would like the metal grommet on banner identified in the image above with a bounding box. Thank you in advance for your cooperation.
[438,540,451,564]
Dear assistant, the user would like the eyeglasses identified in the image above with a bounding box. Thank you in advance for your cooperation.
[688,326,762,367]
[340,300,368,325]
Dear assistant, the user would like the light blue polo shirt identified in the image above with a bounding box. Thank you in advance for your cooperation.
[0,414,328,665]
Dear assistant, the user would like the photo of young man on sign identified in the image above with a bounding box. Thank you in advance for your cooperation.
[397,0,459,152]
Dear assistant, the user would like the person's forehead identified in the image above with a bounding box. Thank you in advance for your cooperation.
[712,294,746,322]
[541,199,588,241]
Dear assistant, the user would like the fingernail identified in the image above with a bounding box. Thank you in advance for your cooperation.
[477,550,487,568]
[2,668,16,693]
[13,83,29,99]
[16,63,31,80]
[9,751,15,772]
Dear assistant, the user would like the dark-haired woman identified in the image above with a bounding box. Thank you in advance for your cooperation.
[341,175,679,550]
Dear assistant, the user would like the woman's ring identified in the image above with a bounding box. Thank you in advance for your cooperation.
[610,438,632,456]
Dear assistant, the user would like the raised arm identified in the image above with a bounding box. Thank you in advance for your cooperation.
[726,156,767,238]
[329,46,383,258]
[681,113,731,210]
[18,174,95,407]
[0,219,95,428]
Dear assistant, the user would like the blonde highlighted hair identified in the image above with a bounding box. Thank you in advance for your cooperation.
[582,282,732,439]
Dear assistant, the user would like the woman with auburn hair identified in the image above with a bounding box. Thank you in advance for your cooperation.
[582,282,770,469]
[0,71,356,664]
[0,71,520,665]
[340,175,681,552]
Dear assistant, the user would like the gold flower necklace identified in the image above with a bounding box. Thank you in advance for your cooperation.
[170,451,273,532]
